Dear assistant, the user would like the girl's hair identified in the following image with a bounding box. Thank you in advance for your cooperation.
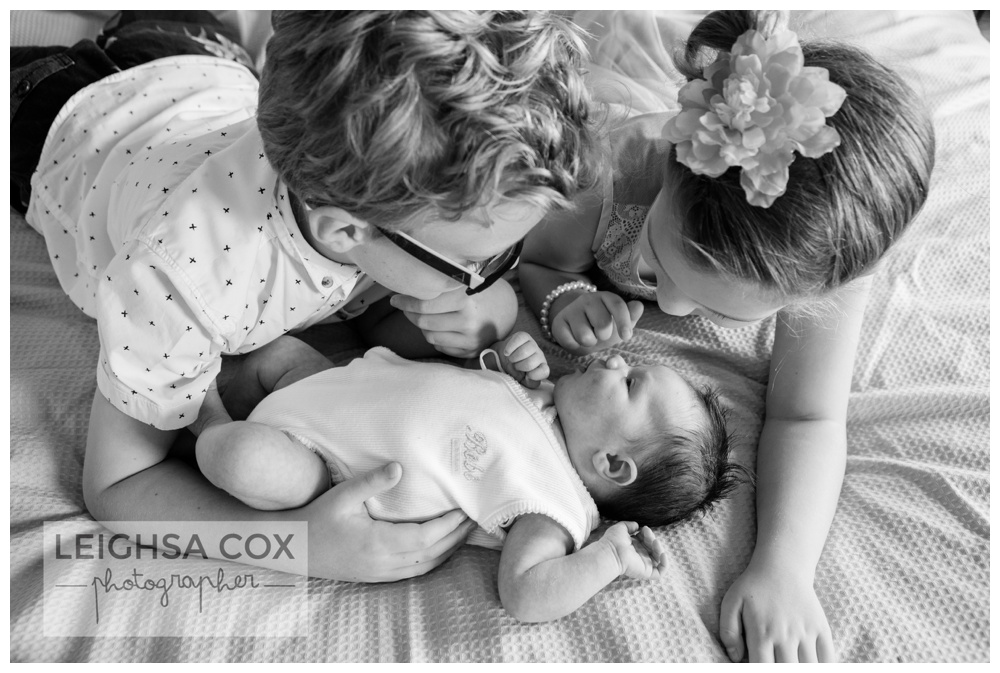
[670,10,935,298]
[258,11,600,228]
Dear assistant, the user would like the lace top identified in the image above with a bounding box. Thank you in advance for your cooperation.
[592,197,658,302]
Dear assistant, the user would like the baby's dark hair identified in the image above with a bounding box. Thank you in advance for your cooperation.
[670,10,935,299]
[597,385,751,528]
[258,10,600,228]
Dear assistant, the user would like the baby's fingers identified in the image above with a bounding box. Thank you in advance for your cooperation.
[501,331,535,357]
[504,337,545,369]
[637,526,666,572]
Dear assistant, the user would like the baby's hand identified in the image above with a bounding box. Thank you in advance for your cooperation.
[497,331,550,389]
[551,291,643,354]
[602,521,666,580]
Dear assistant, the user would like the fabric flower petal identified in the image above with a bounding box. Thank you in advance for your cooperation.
[668,25,844,205]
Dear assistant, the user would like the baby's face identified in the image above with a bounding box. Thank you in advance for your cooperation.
[554,355,704,481]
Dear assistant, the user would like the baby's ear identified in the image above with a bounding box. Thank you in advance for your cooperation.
[593,451,638,487]
[307,206,373,253]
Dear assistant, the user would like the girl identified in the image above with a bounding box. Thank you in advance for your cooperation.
[519,10,934,663]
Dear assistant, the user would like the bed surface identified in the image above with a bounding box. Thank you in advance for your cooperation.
[9,10,990,662]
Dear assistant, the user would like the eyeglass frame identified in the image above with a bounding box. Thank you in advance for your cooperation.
[290,192,522,296]
[373,225,523,295]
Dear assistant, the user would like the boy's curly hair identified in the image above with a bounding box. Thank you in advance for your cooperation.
[598,385,752,528]
[258,11,599,227]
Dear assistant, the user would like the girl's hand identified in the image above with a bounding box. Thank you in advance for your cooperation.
[720,558,836,663]
[602,521,667,580]
[551,291,643,354]
[294,461,478,582]
[497,331,550,389]
[391,279,518,358]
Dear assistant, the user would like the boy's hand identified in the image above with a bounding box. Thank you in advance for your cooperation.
[296,461,478,582]
[720,559,836,663]
[602,521,666,580]
[496,331,550,389]
[551,291,643,354]
[391,279,518,358]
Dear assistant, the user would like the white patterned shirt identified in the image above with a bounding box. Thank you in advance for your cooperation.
[26,56,378,430]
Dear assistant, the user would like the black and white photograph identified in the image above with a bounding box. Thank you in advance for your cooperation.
[8,8,990,663]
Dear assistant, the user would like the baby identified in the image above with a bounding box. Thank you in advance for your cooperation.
[193,332,749,622]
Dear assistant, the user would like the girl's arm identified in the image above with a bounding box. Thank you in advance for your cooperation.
[719,277,872,663]
[498,515,665,623]
[519,189,643,355]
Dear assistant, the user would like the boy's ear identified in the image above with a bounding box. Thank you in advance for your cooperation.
[592,451,638,487]
[307,206,373,253]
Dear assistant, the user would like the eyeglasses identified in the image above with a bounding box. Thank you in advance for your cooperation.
[374,226,523,295]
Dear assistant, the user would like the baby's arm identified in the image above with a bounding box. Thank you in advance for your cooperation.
[719,279,871,663]
[498,515,665,622]
[519,193,643,355]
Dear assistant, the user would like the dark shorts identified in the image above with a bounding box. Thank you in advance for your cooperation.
[10,10,255,213]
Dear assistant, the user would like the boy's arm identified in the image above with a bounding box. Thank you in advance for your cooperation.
[83,392,475,581]
[498,514,664,623]
[719,279,871,663]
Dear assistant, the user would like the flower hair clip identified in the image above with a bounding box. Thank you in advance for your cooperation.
[664,25,847,207]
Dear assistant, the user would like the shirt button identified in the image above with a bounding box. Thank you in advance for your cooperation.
[321,276,333,288]
[16,80,31,95]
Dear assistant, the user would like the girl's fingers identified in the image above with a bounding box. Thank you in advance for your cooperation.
[798,639,819,664]
[774,641,798,663]
[816,629,836,662]
[602,294,638,341]
[567,318,598,347]
[719,592,746,662]
[582,302,616,342]
[551,320,582,351]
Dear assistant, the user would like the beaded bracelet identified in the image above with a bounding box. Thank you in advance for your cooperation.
[539,280,597,342]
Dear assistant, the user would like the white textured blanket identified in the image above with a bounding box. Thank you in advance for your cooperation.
[9,10,989,662]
